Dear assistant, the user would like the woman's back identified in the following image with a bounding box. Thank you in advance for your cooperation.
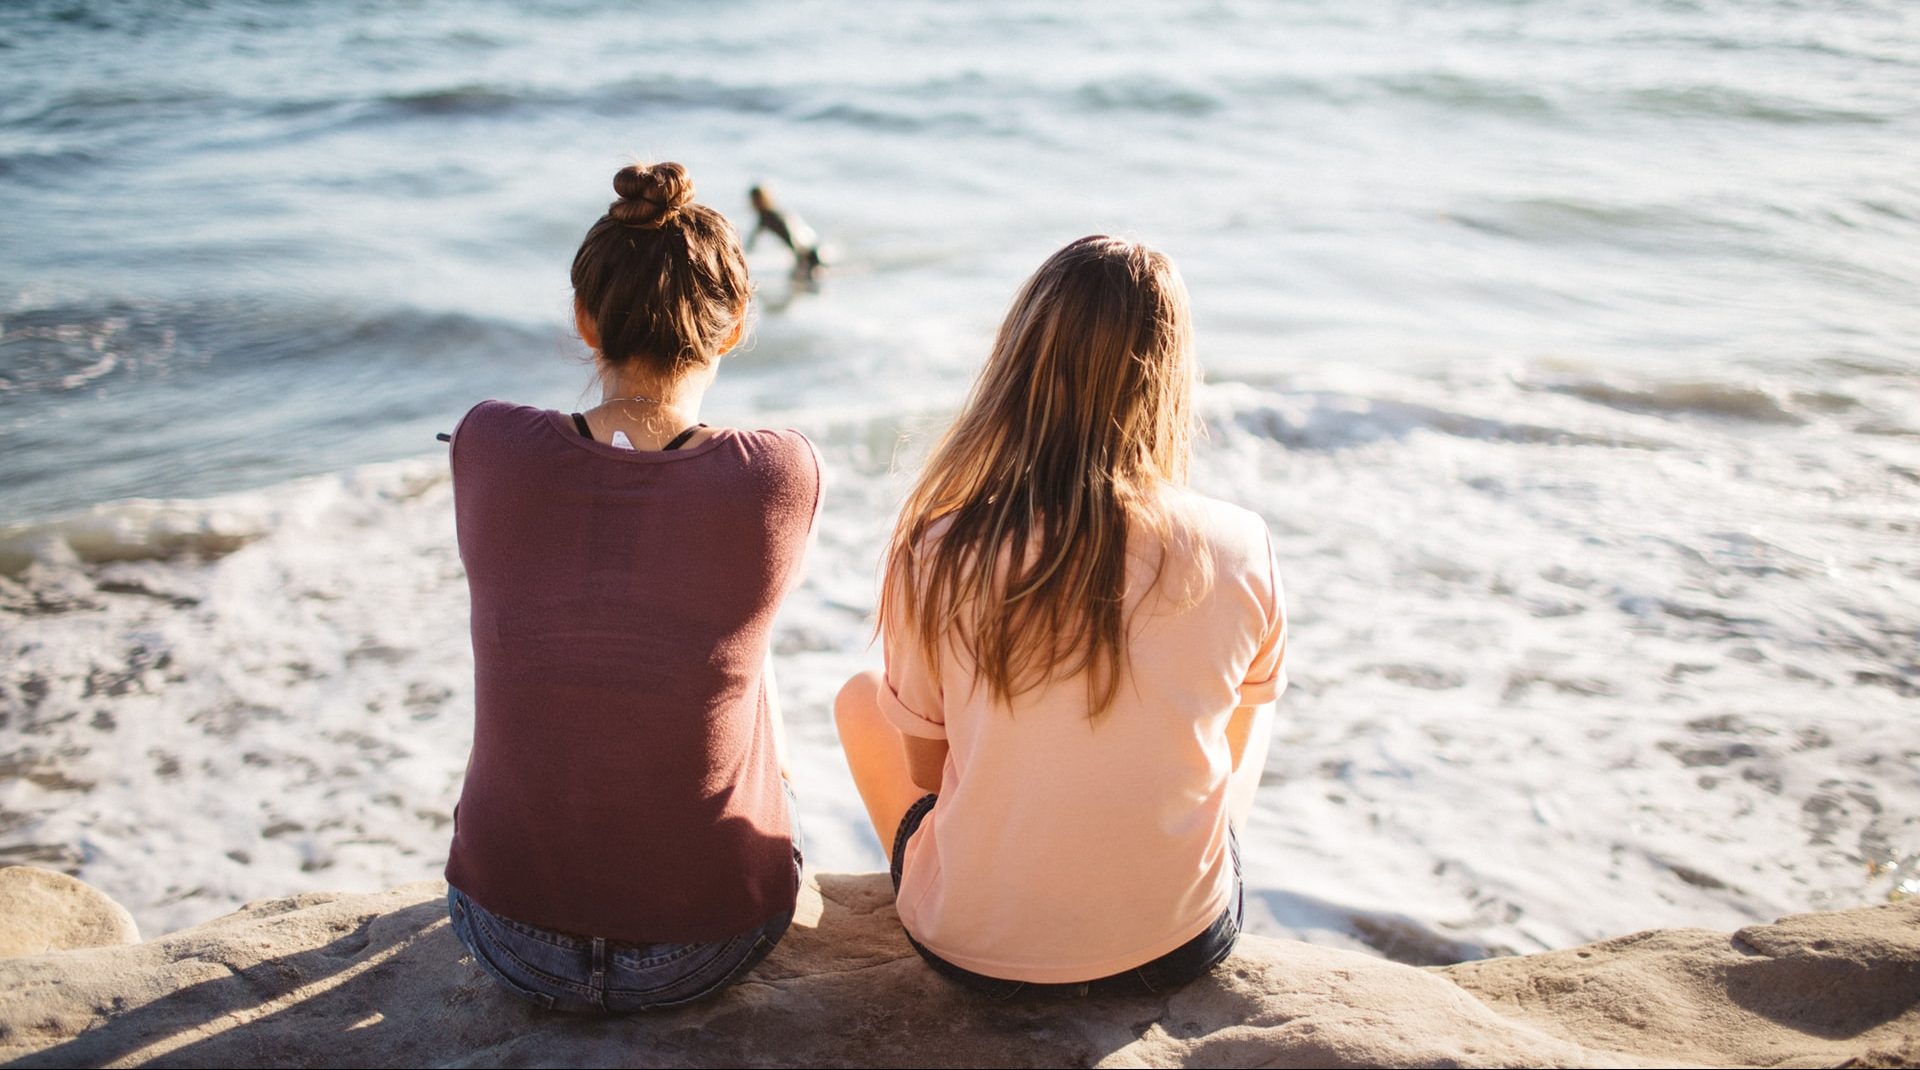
[442,161,821,1013]
[446,399,820,944]
[881,489,1285,982]
[837,234,1287,995]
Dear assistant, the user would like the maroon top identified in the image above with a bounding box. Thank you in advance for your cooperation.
[443,400,820,943]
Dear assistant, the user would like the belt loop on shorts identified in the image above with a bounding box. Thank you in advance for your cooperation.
[590,936,607,1009]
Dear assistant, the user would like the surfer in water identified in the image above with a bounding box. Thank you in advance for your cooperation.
[749,184,825,283]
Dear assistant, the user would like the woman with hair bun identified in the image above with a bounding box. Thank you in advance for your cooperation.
[835,235,1287,997]
[442,162,821,1012]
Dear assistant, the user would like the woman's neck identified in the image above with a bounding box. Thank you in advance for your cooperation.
[587,361,713,446]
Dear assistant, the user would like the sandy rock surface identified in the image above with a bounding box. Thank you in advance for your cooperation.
[0,871,1914,1068]
[0,865,139,958]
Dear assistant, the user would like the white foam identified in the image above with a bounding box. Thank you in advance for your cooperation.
[2,379,1917,962]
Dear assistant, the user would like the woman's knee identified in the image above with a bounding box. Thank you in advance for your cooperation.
[833,669,884,732]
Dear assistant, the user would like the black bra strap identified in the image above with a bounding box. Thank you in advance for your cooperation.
[662,424,707,451]
[576,414,704,450]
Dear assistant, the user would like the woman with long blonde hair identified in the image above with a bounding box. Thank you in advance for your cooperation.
[835,235,1287,996]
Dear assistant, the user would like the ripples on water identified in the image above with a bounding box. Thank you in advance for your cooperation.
[3,0,1915,521]
[0,0,1917,951]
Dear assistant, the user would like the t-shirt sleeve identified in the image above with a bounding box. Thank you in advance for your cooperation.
[1236,525,1288,707]
[446,399,493,458]
[767,431,824,596]
[878,613,946,740]
[446,399,511,484]
[793,431,825,535]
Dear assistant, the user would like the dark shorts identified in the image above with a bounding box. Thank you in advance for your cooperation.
[447,783,805,1013]
[889,792,1243,999]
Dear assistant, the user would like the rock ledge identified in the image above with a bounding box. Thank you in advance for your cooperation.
[0,868,1914,1068]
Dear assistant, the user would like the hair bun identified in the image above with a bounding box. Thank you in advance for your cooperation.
[609,162,695,228]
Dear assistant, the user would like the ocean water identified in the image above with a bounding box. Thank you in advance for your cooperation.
[2,0,1917,958]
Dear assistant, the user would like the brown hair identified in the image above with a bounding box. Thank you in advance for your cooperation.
[569,161,750,376]
[879,235,1202,719]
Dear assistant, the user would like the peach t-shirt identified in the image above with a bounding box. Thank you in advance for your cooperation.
[879,490,1287,984]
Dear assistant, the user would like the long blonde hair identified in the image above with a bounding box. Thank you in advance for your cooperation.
[879,235,1200,718]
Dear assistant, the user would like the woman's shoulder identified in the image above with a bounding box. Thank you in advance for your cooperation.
[716,427,823,529]
[1153,488,1283,628]
[1157,487,1271,561]
[450,399,551,443]
[446,400,560,468]
[727,425,816,452]
[728,427,821,478]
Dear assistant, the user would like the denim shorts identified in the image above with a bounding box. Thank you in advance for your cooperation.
[889,792,1243,999]
[448,790,805,1013]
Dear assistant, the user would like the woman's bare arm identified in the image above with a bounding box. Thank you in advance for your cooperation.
[903,734,948,793]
